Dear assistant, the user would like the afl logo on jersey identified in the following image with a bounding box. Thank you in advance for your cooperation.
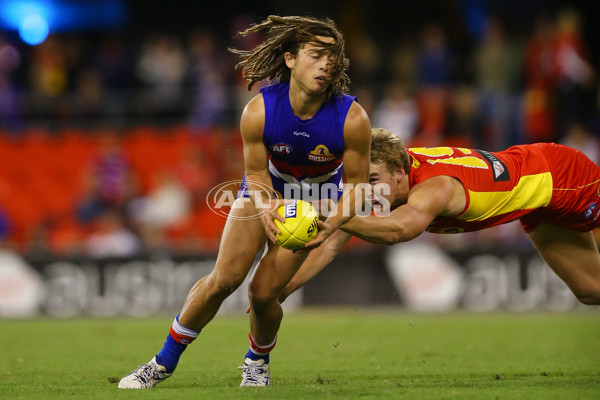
[475,150,510,182]
[271,143,292,154]
[308,145,336,162]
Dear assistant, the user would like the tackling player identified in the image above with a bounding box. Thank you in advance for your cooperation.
[283,128,600,307]
[118,15,371,389]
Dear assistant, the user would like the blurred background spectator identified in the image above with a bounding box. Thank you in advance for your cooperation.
[83,209,141,258]
[0,0,599,257]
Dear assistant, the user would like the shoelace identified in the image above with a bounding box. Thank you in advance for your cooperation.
[133,363,161,386]
[238,363,268,384]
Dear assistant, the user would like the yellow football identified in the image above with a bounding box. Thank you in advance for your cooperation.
[274,200,319,251]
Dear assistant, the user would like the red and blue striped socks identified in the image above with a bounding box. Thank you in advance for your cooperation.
[156,315,200,372]
[245,332,277,363]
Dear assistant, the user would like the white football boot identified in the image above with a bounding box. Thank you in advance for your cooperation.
[118,356,172,389]
[238,358,270,387]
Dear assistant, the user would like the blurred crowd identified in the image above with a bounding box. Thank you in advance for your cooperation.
[0,8,599,257]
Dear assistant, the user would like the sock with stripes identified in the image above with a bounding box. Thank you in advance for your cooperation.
[155,315,200,373]
[245,332,277,364]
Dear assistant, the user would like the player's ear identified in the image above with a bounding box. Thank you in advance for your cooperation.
[284,52,295,68]
[395,168,405,183]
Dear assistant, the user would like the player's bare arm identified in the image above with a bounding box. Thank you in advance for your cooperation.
[303,102,371,250]
[341,175,464,244]
[240,94,285,243]
[279,230,352,302]
[279,176,461,298]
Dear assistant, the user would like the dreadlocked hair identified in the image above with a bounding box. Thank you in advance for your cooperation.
[229,15,350,98]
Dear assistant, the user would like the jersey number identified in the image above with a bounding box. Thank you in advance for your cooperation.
[410,147,489,170]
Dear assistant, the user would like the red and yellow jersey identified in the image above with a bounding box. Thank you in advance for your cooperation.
[408,144,554,233]
[409,143,600,233]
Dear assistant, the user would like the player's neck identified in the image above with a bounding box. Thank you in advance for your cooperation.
[288,81,327,119]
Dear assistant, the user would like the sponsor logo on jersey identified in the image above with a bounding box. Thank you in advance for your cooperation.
[293,131,310,138]
[585,202,597,219]
[285,201,297,218]
[271,143,293,154]
[308,145,336,162]
[475,150,510,182]
[492,161,505,178]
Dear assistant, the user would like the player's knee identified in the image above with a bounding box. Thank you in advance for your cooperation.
[248,282,280,311]
[206,271,245,297]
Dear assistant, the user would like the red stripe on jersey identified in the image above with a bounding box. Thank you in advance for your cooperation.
[169,326,196,345]
[269,155,342,179]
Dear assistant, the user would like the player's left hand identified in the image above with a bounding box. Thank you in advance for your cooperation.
[295,220,336,252]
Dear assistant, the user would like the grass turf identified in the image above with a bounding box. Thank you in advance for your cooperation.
[1,309,599,399]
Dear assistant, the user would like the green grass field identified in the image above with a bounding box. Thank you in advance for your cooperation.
[1,309,599,399]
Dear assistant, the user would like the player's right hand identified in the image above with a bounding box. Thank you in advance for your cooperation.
[256,198,288,243]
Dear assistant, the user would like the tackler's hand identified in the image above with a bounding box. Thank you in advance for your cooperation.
[295,220,336,252]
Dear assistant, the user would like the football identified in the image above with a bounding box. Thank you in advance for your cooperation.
[274,200,320,251]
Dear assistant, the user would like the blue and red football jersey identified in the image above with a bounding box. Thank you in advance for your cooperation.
[240,81,356,200]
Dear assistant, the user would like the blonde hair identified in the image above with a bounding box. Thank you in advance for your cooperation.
[370,128,411,174]
[229,15,350,98]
